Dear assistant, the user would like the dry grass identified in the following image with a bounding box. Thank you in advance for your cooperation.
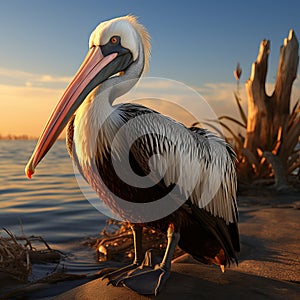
[211,90,300,184]
[0,228,31,281]
[0,228,62,282]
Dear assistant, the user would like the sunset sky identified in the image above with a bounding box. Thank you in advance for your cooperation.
[1,0,300,137]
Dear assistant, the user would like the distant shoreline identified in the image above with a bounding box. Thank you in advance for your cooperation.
[0,135,65,141]
[0,135,37,140]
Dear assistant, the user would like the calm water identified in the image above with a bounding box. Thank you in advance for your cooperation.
[0,140,107,281]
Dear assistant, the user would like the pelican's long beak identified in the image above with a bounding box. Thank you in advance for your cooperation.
[25,46,130,178]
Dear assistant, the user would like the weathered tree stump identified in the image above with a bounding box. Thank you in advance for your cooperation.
[243,30,299,179]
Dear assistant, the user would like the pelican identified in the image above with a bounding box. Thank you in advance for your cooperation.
[25,16,239,295]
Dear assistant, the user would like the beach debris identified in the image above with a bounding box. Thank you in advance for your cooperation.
[0,228,63,281]
[85,219,184,263]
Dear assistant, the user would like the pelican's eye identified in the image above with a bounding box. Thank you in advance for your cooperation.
[110,36,119,44]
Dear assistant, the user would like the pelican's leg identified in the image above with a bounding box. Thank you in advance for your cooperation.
[99,224,143,284]
[120,224,180,295]
[131,224,144,264]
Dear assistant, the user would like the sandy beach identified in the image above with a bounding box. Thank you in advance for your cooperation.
[52,192,300,300]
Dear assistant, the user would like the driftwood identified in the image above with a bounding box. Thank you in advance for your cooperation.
[244,30,299,153]
[242,30,299,180]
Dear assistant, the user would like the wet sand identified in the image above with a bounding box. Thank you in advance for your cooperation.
[54,194,300,300]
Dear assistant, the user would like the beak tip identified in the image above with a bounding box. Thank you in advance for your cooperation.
[25,164,35,179]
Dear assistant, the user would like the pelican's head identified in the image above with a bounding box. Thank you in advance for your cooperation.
[90,15,150,71]
[25,15,150,178]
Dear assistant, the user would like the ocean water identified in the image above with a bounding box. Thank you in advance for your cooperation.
[0,140,107,280]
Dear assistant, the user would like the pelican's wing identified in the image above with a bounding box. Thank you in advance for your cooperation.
[119,104,238,225]
[188,127,238,224]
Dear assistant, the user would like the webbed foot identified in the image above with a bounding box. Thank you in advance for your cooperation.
[100,224,179,295]
[99,263,139,285]
[100,249,161,287]
[101,250,169,295]
[121,265,170,295]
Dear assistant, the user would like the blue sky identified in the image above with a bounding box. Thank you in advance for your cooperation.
[1,0,300,136]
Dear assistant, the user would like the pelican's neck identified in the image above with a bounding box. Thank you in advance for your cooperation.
[73,87,115,167]
[73,45,145,168]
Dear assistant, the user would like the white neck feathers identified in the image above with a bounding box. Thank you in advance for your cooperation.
[73,88,119,167]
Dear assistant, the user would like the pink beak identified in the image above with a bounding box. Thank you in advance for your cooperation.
[25,46,118,178]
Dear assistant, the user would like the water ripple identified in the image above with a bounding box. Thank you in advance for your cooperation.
[0,140,106,276]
